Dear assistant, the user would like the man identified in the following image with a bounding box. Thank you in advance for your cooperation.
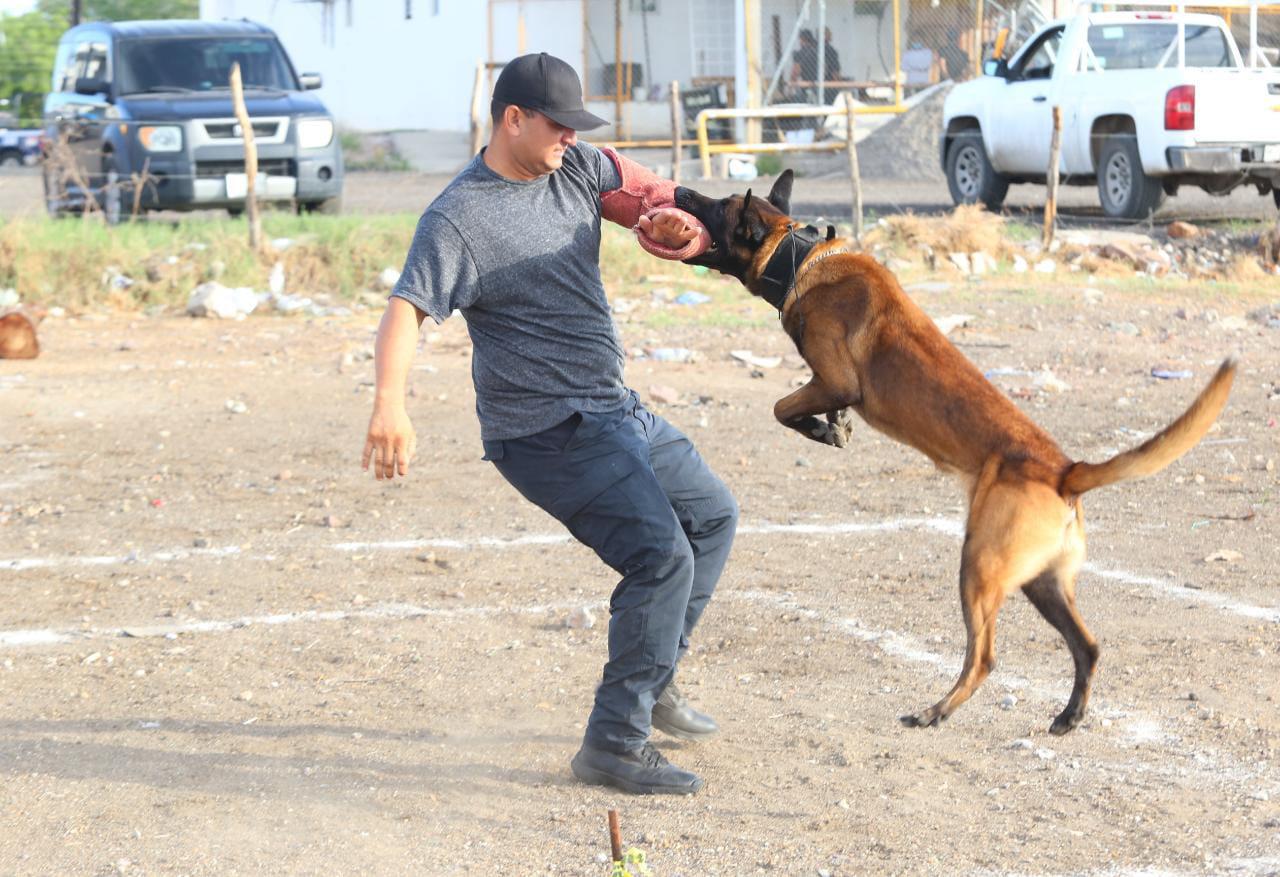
[941,28,971,83]
[361,53,738,796]
[788,28,820,102]
[822,27,843,83]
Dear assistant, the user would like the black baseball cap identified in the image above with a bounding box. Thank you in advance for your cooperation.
[492,52,610,131]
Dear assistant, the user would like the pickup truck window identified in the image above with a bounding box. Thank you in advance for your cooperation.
[1012,27,1064,80]
[1085,23,1232,70]
[116,37,298,95]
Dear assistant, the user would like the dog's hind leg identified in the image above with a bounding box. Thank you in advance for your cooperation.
[1021,514,1098,735]
[902,472,1066,729]
[773,376,861,448]
[900,549,1008,728]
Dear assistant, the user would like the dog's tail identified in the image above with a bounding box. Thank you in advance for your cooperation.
[1061,357,1237,497]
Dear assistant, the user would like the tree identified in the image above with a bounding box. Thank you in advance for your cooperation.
[35,0,199,25]
[0,1,197,125]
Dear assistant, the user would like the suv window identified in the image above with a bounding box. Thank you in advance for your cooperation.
[55,39,101,91]
[1012,27,1064,80]
[116,37,298,94]
[1085,23,1232,69]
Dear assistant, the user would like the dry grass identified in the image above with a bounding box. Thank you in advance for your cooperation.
[0,215,419,310]
[866,204,1015,261]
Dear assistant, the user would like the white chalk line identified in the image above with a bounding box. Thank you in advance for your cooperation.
[4,516,1273,624]
[988,856,1280,877]
[0,599,580,648]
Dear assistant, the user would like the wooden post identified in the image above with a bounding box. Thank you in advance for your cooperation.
[607,810,622,862]
[230,63,263,253]
[470,60,487,158]
[1043,105,1063,249]
[845,93,863,243]
[669,80,682,184]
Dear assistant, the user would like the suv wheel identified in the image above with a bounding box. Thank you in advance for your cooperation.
[298,196,342,216]
[1097,135,1164,220]
[1273,187,1280,210]
[0,151,21,168]
[946,131,1009,210]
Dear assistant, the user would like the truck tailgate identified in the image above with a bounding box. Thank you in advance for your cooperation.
[1194,70,1280,144]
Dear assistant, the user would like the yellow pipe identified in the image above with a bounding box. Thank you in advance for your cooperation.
[699,109,714,178]
[696,103,905,178]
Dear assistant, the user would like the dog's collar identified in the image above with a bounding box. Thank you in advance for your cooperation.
[756,223,837,313]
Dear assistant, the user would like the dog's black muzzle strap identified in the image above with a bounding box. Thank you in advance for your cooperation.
[757,224,827,313]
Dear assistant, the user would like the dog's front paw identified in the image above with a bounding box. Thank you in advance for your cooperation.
[827,408,855,449]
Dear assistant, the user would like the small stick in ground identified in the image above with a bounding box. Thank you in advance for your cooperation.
[607,809,622,862]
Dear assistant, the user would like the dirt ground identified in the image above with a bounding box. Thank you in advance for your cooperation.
[2,266,1280,876]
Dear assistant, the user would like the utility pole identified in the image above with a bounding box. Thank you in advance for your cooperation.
[71,0,82,26]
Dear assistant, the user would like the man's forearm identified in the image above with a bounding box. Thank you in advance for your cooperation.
[374,296,425,407]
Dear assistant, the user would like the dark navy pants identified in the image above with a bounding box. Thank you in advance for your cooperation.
[483,391,738,753]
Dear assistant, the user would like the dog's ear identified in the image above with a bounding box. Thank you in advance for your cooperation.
[736,189,754,239]
[767,170,794,214]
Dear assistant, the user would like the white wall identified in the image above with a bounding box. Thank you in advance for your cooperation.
[200,0,487,131]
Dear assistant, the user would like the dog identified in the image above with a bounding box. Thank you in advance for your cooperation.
[0,308,42,359]
[675,171,1236,735]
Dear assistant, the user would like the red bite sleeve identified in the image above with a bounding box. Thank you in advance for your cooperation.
[598,146,710,261]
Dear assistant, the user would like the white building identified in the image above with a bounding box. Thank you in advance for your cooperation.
[199,1,908,137]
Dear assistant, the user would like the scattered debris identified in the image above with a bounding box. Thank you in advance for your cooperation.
[1203,549,1243,564]
[641,347,697,363]
[187,282,258,319]
[378,268,401,291]
[224,399,248,414]
[932,314,974,335]
[674,290,711,306]
[647,384,681,405]
[1151,367,1193,380]
[563,606,596,630]
[730,350,783,369]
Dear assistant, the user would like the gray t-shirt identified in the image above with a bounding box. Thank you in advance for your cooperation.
[391,143,625,441]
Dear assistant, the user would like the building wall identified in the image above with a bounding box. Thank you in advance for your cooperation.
[200,0,487,131]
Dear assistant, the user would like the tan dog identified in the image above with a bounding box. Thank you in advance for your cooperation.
[675,172,1236,734]
[0,309,42,359]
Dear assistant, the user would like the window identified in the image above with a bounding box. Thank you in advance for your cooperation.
[116,37,298,94]
[1085,23,1232,70]
[1012,26,1063,80]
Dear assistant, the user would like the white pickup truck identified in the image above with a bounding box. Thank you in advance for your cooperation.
[941,3,1280,219]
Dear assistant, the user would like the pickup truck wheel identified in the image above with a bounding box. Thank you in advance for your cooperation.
[946,132,1009,210]
[1097,136,1164,220]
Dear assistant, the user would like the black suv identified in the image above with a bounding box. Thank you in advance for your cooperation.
[43,19,343,220]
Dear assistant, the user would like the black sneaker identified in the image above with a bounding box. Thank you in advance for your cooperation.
[570,741,703,795]
[652,682,720,741]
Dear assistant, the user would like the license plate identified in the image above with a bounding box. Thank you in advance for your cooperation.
[1264,144,1280,163]
[225,172,267,199]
